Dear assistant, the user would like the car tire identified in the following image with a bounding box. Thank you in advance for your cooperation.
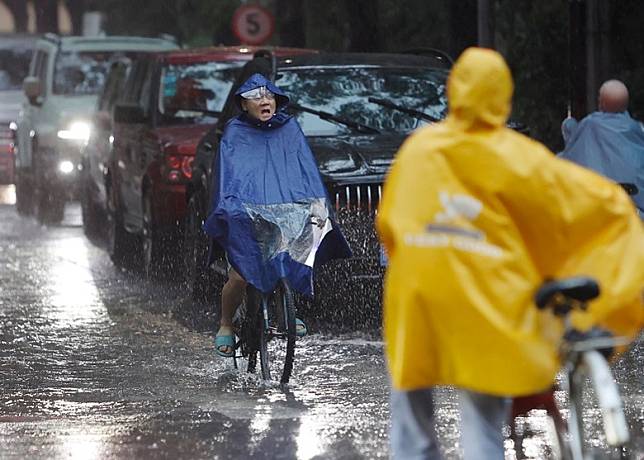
[80,171,102,238]
[35,188,65,225]
[183,192,214,301]
[106,181,139,269]
[15,173,35,216]
[142,192,173,279]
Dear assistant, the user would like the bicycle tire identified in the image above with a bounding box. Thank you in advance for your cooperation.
[231,287,261,373]
[566,366,586,460]
[258,279,297,384]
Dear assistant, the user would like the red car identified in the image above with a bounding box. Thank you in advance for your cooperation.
[108,46,315,277]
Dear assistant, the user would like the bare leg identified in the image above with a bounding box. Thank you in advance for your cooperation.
[216,268,247,354]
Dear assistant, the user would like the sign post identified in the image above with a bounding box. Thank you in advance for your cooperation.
[232,4,275,46]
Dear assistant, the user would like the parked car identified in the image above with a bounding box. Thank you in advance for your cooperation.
[107,46,315,276]
[0,34,37,184]
[183,51,454,328]
[14,33,178,223]
[79,59,130,237]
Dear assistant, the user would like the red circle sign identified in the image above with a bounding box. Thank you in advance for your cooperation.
[232,4,275,46]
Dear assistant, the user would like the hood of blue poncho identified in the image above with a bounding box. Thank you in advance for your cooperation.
[234,73,289,110]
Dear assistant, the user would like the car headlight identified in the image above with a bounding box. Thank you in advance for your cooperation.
[57,121,91,141]
[58,160,75,174]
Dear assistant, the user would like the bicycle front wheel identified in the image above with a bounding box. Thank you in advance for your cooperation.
[258,279,297,384]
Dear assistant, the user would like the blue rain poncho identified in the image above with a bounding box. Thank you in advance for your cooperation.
[203,74,351,296]
[559,111,644,215]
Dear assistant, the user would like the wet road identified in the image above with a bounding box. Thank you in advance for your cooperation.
[0,185,641,459]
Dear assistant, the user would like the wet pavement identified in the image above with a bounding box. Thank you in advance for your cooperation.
[0,184,641,459]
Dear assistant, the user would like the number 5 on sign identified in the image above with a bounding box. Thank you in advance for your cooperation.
[232,5,275,46]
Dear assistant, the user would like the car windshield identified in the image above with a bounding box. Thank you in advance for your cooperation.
[158,60,244,125]
[0,47,32,91]
[278,66,448,136]
[54,50,140,95]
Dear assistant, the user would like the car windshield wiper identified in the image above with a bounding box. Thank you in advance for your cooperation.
[368,97,441,123]
[289,102,380,134]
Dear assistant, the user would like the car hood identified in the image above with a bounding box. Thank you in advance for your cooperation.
[0,90,24,123]
[154,124,215,155]
[308,133,407,185]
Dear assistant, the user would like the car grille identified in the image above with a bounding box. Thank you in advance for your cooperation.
[323,183,385,279]
[330,183,382,214]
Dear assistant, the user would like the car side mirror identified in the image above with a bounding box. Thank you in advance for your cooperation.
[113,103,147,124]
[23,76,42,105]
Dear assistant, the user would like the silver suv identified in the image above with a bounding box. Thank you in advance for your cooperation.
[14,34,178,223]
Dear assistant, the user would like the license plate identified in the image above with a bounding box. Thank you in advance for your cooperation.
[379,244,388,267]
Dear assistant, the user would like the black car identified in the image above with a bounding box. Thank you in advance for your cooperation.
[80,59,130,238]
[183,51,452,329]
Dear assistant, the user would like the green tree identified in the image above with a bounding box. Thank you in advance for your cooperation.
[496,0,569,150]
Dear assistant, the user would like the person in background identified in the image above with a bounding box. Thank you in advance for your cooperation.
[560,79,644,216]
[377,48,643,459]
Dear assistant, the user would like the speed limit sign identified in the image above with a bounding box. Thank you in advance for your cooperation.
[232,4,275,45]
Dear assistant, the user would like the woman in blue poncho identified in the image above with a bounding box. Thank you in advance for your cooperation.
[203,73,351,357]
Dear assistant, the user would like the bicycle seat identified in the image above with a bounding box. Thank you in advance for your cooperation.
[535,277,600,311]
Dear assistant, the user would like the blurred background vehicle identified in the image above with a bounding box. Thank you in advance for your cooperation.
[0,34,37,185]
[13,33,178,224]
[106,46,313,277]
[184,51,452,330]
[79,58,131,238]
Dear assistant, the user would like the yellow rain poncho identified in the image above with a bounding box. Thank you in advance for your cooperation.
[376,48,644,396]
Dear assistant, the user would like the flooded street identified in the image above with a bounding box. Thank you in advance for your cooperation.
[0,185,641,459]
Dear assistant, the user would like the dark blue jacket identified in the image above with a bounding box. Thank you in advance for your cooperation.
[203,74,351,296]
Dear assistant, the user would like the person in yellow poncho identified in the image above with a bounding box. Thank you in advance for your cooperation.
[376,47,643,460]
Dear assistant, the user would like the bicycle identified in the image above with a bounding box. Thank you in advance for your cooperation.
[512,276,632,460]
[229,277,297,385]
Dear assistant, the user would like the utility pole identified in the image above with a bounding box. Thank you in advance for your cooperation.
[569,0,587,118]
[477,0,495,48]
[585,0,611,112]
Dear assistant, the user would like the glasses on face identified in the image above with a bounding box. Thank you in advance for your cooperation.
[240,86,276,100]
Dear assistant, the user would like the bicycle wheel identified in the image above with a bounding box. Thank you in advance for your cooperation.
[566,367,586,460]
[258,279,297,384]
[232,287,261,373]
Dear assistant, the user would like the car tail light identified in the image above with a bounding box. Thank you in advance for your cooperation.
[164,155,193,183]
[181,156,193,179]
[166,155,182,170]
[0,126,15,155]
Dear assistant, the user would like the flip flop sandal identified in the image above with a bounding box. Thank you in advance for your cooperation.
[295,318,307,337]
[214,334,235,358]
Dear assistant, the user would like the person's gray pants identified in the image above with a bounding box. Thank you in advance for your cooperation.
[390,387,511,459]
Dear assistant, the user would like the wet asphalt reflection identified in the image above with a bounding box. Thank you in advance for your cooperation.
[0,185,641,459]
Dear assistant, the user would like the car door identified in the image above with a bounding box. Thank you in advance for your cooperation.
[115,58,152,229]
[91,60,129,206]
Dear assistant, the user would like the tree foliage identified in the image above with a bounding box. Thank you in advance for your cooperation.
[19,0,641,150]
[496,0,569,149]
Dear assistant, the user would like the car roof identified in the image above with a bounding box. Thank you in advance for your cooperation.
[48,35,179,52]
[160,46,317,65]
[277,52,452,70]
[0,34,39,49]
